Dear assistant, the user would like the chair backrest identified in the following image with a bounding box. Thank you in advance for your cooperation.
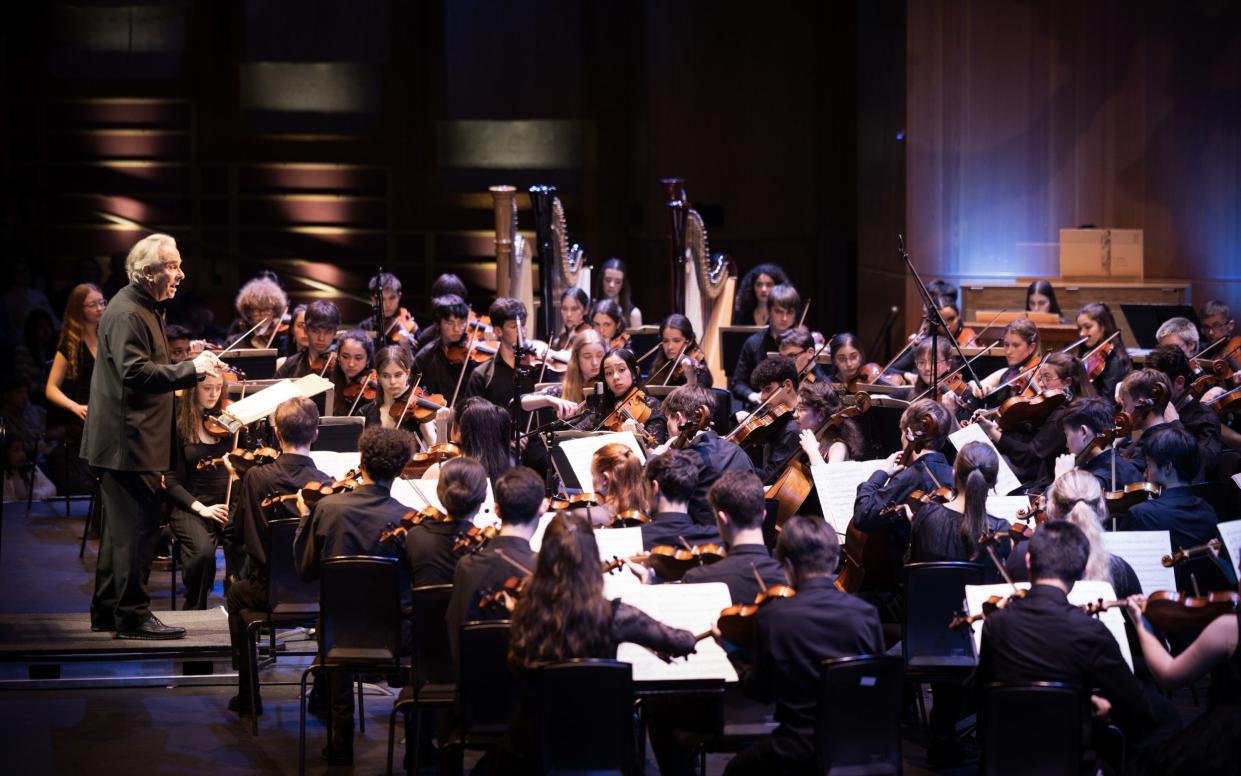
[319,556,402,667]
[540,659,635,775]
[459,620,515,734]
[982,682,1084,776]
[412,584,455,687]
[311,415,365,452]
[710,387,735,435]
[816,655,903,775]
[902,561,983,665]
[267,518,319,612]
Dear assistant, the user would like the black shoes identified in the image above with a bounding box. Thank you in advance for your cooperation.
[90,621,114,633]
[115,615,187,640]
[228,694,263,717]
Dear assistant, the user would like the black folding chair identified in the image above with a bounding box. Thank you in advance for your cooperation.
[901,562,983,727]
[450,620,515,767]
[387,584,455,775]
[817,654,903,775]
[981,682,1084,776]
[540,659,638,776]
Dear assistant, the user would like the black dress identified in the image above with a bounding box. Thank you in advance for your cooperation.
[164,435,232,609]
[47,341,95,494]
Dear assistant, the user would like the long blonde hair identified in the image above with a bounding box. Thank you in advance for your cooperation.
[562,328,605,403]
[1045,470,1112,586]
[58,283,102,380]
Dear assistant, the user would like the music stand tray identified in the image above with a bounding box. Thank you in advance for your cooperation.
[220,348,278,380]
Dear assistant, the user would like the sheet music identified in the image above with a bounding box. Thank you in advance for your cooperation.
[1216,521,1241,574]
[965,581,1133,671]
[948,423,1023,496]
[810,459,887,535]
[390,477,497,527]
[557,431,645,494]
[528,513,556,552]
[1100,531,1175,595]
[309,451,360,481]
[986,496,1034,523]
[223,374,334,425]
[594,526,643,562]
[612,582,738,683]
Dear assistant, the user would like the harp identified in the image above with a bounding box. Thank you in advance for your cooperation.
[529,184,589,339]
[489,185,535,325]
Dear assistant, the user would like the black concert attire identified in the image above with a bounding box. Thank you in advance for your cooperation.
[225,453,330,707]
[749,412,801,484]
[413,338,476,401]
[683,429,757,526]
[648,352,714,390]
[682,544,787,605]
[909,503,1012,583]
[293,483,412,750]
[640,510,722,553]
[1176,396,1222,480]
[83,282,200,633]
[461,352,522,413]
[994,403,1069,488]
[730,327,780,405]
[411,322,440,352]
[358,312,418,352]
[978,583,1156,764]
[1079,447,1143,495]
[1005,542,1142,598]
[445,534,534,666]
[593,388,668,445]
[724,577,885,776]
[332,368,370,417]
[1119,485,1222,591]
[850,451,955,592]
[163,434,231,609]
[273,350,315,380]
[1081,345,1128,403]
[47,340,95,494]
[404,517,474,588]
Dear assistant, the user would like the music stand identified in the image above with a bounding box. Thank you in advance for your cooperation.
[721,326,765,373]
[220,348,278,380]
[312,416,365,452]
[546,430,616,492]
[1120,304,1200,348]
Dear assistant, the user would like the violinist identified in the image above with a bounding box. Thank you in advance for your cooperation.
[684,470,786,604]
[932,294,977,347]
[976,351,1094,486]
[899,337,955,398]
[520,327,606,421]
[403,456,488,587]
[359,345,418,430]
[794,379,865,466]
[421,397,512,482]
[166,324,192,364]
[652,385,755,526]
[909,442,1011,580]
[580,442,648,527]
[225,274,289,352]
[733,262,790,328]
[409,272,470,352]
[589,297,629,349]
[966,317,1040,405]
[723,517,884,776]
[461,296,530,413]
[163,372,231,610]
[1004,470,1142,598]
[412,293,475,400]
[827,331,903,391]
[274,300,340,379]
[1156,316,1199,360]
[359,270,417,350]
[745,356,803,482]
[282,303,308,360]
[1060,397,1144,493]
[731,283,801,407]
[597,348,668,445]
[225,396,331,719]
[1077,302,1131,400]
[446,466,543,665]
[548,287,591,351]
[977,521,1155,765]
[638,450,722,552]
[44,282,103,495]
[329,329,374,416]
[1115,368,1179,473]
[649,313,713,388]
[292,426,414,765]
[1199,299,1241,453]
[1148,345,1222,477]
[1024,279,1063,320]
[597,256,643,328]
[777,326,831,384]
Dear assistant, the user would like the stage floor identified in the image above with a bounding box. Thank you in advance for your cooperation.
[0,608,231,658]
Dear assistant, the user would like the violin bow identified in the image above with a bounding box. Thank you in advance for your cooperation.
[909,342,998,402]
[723,388,783,441]
[653,342,690,387]
[263,306,287,350]
[318,349,337,378]
[218,317,271,357]
[981,354,1044,400]
[797,333,833,381]
[1055,335,1089,355]
[797,298,812,329]
[448,325,479,411]
[345,369,372,417]
[495,548,534,577]
[395,373,425,432]
[1080,331,1121,362]
[965,307,1010,348]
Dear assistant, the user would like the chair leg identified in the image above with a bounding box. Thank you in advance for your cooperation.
[247,621,262,737]
[79,489,99,559]
[169,543,177,611]
[357,677,366,732]
[386,704,400,776]
[411,707,423,775]
[298,667,313,776]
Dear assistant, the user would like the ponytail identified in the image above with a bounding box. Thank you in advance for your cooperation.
[961,468,991,559]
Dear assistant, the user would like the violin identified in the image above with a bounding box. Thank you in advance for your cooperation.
[716,583,797,647]
[343,369,378,403]
[848,362,899,394]
[519,340,570,373]
[308,347,336,375]
[389,385,448,425]
[223,445,280,476]
[729,384,797,448]
[478,575,527,615]
[401,443,461,479]
[453,524,500,555]
[1104,481,1161,514]
[1009,352,1042,397]
[298,469,363,508]
[1206,384,1241,415]
[1162,538,1221,568]
[1074,411,1133,469]
[384,307,418,344]
[1016,494,1049,524]
[948,589,1029,630]
[646,543,728,581]
[610,332,631,351]
[966,389,1067,432]
[670,405,711,450]
[607,509,652,529]
[599,387,656,445]
[878,487,955,520]
[377,506,450,545]
[549,493,602,510]
[1083,340,1114,381]
[1137,590,1240,636]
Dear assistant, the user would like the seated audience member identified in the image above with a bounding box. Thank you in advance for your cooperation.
[639,450,722,552]
[683,469,786,604]
[724,516,885,776]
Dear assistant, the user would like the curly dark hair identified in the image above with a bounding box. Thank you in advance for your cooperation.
[734,262,790,322]
[749,355,797,391]
[358,426,414,482]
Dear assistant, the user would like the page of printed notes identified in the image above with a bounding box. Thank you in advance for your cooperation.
[613,582,738,683]
[986,496,1034,524]
[309,451,360,481]
[948,424,1023,496]
[1218,521,1241,575]
[389,477,497,527]
[811,460,886,535]
[1100,531,1175,595]
[558,431,644,492]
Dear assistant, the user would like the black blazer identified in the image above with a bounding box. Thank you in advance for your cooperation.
[81,283,199,471]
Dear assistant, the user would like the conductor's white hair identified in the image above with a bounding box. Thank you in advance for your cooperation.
[125,234,177,284]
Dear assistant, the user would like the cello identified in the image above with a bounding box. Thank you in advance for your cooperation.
[764,392,872,526]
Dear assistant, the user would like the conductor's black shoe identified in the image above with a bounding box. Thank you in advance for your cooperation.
[227,694,263,717]
[115,615,186,640]
[90,621,114,633]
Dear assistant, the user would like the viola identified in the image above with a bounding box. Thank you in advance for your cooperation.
[1140,590,1240,636]
[647,543,728,581]
[670,405,711,450]
[1104,481,1161,514]
[389,385,448,425]
[948,589,1029,630]
[607,509,652,529]
[716,583,797,646]
[1161,538,1221,568]
[966,389,1067,432]
[401,443,461,479]
[200,367,247,438]
[299,469,363,508]
[1130,382,1169,425]
[549,493,602,511]
[453,524,500,555]
[377,506,449,545]
[1074,411,1132,469]
[729,384,797,448]
[343,369,378,402]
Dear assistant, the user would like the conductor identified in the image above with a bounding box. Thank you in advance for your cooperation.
[84,234,224,640]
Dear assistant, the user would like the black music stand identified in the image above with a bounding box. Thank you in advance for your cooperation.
[1120,304,1199,348]
[221,348,278,380]
[312,416,365,452]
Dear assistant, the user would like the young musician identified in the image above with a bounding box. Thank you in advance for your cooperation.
[978,521,1154,757]
[520,327,606,419]
[330,328,374,416]
[654,385,755,525]
[1005,471,1141,596]
[683,469,786,604]
[851,399,954,585]
[1116,368,1179,474]
[733,262,790,328]
[723,516,884,776]
[275,300,340,379]
[44,282,103,495]
[1077,302,1131,400]
[1199,298,1239,361]
[1156,316,1199,360]
[446,465,544,665]
[1118,425,1217,563]
[900,337,957,399]
[585,442,648,527]
[226,274,288,351]
[359,270,417,350]
[292,425,413,765]
[225,396,331,717]
[1148,344,1222,477]
[909,441,1011,579]
[413,293,475,400]
[548,287,591,351]
[640,450,722,551]
[596,348,668,445]
[648,313,713,388]
[1025,279,1062,319]
[777,326,831,384]
[589,298,629,350]
[410,272,470,352]
[284,303,308,359]
[731,283,801,407]
[597,257,642,328]
[403,456,488,587]
[360,344,419,431]
[461,296,529,414]
[166,324,192,364]
[163,373,231,610]
[970,318,1040,404]
[794,379,865,466]
[745,356,803,483]
[430,397,513,483]
[1060,397,1144,492]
